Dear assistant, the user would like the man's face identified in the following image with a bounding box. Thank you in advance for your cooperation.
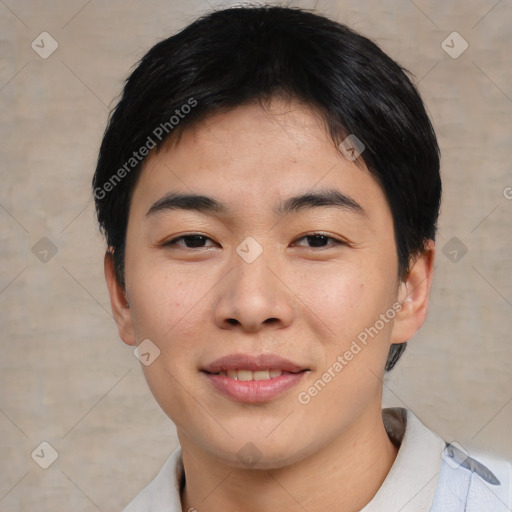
[118,98,405,468]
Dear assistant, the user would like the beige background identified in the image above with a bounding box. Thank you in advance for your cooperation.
[1,0,511,510]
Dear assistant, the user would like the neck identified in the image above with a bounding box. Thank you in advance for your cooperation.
[179,405,398,512]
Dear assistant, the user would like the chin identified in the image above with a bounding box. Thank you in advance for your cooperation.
[206,436,312,471]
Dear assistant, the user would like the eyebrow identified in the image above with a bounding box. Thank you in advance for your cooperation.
[145,188,366,218]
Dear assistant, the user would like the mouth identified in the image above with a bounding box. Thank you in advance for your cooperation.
[203,368,304,380]
[201,353,309,403]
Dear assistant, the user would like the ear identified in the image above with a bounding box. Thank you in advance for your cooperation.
[391,240,436,344]
[104,251,136,346]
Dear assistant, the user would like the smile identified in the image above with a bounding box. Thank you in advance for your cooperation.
[201,353,309,402]
[209,369,292,380]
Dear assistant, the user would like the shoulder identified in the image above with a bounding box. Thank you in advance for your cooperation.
[431,444,512,512]
[383,408,511,512]
[122,447,184,512]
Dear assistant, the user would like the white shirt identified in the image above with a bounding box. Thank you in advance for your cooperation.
[123,408,511,511]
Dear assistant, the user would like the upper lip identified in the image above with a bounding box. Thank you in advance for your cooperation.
[201,353,307,373]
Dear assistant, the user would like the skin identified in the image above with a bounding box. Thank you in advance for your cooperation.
[105,97,435,512]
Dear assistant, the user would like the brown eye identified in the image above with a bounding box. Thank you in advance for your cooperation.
[164,234,216,249]
[293,233,344,248]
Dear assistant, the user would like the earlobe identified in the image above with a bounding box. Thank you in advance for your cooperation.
[104,251,136,346]
[391,240,436,345]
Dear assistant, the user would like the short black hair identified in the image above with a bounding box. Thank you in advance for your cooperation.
[92,5,441,371]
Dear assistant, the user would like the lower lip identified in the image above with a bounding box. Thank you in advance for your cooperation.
[202,371,307,403]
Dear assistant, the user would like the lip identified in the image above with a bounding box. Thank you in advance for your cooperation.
[201,353,309,403]
[201,353,306,373]
[203,371,307,403]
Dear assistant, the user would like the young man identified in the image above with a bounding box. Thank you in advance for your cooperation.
[92,6,511,511]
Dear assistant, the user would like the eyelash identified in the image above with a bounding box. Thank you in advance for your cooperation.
[163,233,347,250]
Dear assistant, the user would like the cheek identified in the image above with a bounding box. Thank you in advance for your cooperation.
[126,267,206,419]
[293,263,397,361]
[126,261,204,348]
[313,280,363,324]
[293,265,371,332]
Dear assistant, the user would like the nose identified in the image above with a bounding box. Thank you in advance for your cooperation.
[212,252,295,332]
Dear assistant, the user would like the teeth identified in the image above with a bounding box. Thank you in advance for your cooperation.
[219,369,284,380]
[237,369,253,381]
[253,370,270,381]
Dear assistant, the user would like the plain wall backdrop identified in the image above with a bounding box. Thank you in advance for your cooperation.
[1,0,511,510]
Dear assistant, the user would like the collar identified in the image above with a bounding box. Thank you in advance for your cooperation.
[361,407,445,512]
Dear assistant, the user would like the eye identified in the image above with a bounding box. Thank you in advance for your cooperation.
[162,233,346,250]
[163,234,217,249]
[293,233,346,249]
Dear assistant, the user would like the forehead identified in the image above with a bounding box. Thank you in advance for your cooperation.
[130,98,389,219]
